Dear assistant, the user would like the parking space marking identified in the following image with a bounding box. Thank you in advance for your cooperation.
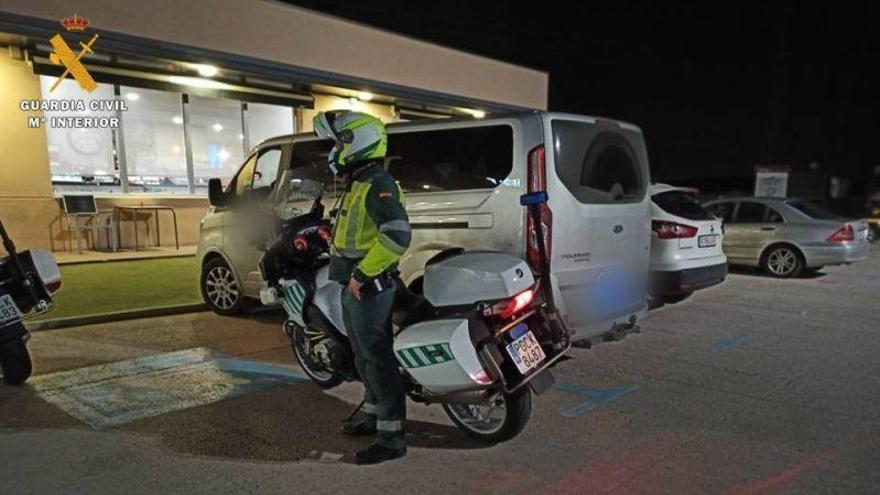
[553,381,636,417]
[714,334,752,352]
[29,347,308,428]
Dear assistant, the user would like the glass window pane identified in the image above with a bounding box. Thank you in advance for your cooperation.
[40,76,118,193]
[120,86,188,194]
[652,191,714,220]
[245,103,293,150]
[188,95,245,194]
[253,148,282,191]
[734,202,768,223]
[707,202,734,222]
[387,126,513,192]
[551,120,649,204]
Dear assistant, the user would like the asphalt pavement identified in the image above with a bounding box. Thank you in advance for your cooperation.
[2,249,879,494]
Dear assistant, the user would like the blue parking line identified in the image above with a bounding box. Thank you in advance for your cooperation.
[713,333,752,352]
[553,381,636,417]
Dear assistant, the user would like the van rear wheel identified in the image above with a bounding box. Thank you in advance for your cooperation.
[201,258,244,315]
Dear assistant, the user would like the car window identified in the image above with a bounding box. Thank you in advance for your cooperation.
[386,125,513,192]
[734,201,769,223]
[766,206,784,223]
[232,154,257,197]
[786,200,839,220]
[653,191,714,220]
[253,148,282,192]
[289,139,344,196]
[706,202,734,222]
[552,120,649,204]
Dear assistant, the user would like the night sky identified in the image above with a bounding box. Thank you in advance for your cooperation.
[287,1,878,194]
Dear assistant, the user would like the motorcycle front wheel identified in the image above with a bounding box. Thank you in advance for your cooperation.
[290,321,344,389]
[442,387,532,443]
[0,338,33,385]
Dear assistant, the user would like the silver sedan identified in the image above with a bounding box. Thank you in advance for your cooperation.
[703,197,870,277]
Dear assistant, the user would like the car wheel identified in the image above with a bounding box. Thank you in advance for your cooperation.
[762,245,804,278]
[201,257,244,315]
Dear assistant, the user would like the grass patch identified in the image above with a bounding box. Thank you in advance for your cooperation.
[34,257,202,321]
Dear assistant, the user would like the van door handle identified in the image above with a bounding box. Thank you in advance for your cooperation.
[760,226,776,231]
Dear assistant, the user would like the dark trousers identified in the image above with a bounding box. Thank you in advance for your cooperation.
[341,280,406,449]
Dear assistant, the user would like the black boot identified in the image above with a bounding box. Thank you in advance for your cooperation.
[341,420,376,436]
[355,443,407,465]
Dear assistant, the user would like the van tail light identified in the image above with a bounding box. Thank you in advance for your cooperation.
[526,145,552,269]
[826,224,854,242]
[483,289,535,319]
[292,235,309,251]
[652,220,698,239]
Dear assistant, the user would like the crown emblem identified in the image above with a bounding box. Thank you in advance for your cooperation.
[60,14,89,32]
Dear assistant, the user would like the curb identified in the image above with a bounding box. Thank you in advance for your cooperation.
[57,252,196,266]
[26,303,207,332]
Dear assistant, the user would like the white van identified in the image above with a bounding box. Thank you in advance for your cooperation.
[197,111,651,341]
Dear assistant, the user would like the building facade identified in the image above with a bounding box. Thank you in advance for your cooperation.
[0,0,548,251]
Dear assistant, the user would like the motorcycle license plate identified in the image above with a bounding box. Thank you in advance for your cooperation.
[505,324,546,375]
[698,235,718,248]
[0,293,22,328]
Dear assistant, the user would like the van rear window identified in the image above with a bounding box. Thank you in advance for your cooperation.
[551,120,648,204]
[653,191,714,220]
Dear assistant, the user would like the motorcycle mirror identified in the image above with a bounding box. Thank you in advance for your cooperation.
[520,191,548,206]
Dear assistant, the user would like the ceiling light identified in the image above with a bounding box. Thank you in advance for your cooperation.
[196,65,219,77]
[125,92,139,101]
[212,123,223,132]
[471,109,486,119]
[172,116,183,125]
[217,148,230,161]
[357,91,374,101]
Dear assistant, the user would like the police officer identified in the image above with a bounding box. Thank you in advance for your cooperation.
[313,110,411,464]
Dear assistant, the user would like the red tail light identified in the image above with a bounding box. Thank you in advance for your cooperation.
[46,280,62,294]
[826,224,854,242]
[526,145,552,269]
[652,220,698,239]
[292,235,309,251]
[484,289,535,319]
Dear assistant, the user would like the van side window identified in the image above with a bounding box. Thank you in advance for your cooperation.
[706,202,735,222]
[232,154,257,197]
[386,126,513,192]
[551,121,648,204]
[290,139,343,195]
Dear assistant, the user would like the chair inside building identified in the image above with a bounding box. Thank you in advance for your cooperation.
[61,194,118,254]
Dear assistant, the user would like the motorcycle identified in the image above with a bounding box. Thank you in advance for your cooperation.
[0,220,61,385]
[258,177,570,442]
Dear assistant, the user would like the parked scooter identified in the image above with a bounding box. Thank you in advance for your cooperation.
[0,220,61,385]
[258,178,570,442]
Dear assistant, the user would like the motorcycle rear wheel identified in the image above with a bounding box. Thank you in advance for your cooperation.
[0,338,33,385]
[290,322,344,388]
[442,387,531,443]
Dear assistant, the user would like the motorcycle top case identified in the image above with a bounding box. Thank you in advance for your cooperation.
[393,318,486,394]
[423,251,534,307]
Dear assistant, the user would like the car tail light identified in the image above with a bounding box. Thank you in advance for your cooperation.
[826,224,854,242]
[652,220,698,239]
[526,145,552,269]
[483,289,535,319]
[46,280,62,294]
[292,235,309,251]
